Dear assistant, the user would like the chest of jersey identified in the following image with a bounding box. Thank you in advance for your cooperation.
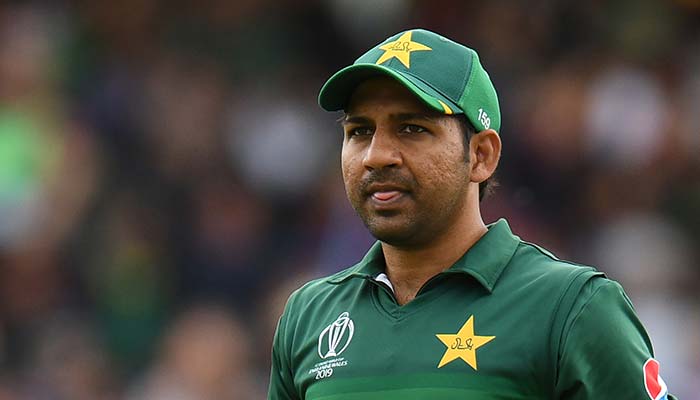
[290,276,555,400]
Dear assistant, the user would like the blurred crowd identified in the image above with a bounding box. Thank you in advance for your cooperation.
[0,0,698,399]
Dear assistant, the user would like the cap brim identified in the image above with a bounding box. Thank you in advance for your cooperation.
[318,63,462,115]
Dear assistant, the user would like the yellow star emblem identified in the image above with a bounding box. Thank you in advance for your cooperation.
[436,315,495,370]
[375,31,432,68]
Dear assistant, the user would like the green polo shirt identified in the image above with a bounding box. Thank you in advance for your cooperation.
[269,219,676,400]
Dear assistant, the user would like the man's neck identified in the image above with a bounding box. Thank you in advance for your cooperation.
[381,214,488,305]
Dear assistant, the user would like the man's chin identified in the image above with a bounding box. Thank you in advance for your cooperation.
[365,221,421,248]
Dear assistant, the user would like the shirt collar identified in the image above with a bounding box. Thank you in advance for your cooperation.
[326,219,519,293]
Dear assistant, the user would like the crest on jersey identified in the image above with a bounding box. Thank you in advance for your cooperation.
[318,312,354,359]
[643,358,669,400]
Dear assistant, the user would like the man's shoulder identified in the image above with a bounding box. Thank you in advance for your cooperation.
[505,238,607,293]
[285,264,365,308]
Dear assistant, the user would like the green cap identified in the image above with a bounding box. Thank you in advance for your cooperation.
[319,29,500,133]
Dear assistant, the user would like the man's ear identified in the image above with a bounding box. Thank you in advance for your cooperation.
[469,129,501,184]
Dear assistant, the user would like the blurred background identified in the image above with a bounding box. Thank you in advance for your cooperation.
[0,0,698,398]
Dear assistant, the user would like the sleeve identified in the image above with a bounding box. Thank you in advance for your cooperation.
[268,305,300,400]
[554,278,677,400]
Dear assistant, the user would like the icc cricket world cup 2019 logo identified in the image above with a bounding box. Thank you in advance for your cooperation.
[318,312,354,359]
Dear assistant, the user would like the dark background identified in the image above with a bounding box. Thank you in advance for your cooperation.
[0,0,698,398]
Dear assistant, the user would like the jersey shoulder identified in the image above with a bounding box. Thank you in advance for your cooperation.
[508,239,606,288]
[283,263,365,314]
[503,239,618,328]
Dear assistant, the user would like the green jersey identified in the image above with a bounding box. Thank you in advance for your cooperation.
[269,219,676,400]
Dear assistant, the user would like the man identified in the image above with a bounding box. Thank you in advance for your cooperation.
[268,29,675,400]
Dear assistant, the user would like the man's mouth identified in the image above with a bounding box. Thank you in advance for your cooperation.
[366,186,410,209]
[360,175,413,209]
[371,191,402,202]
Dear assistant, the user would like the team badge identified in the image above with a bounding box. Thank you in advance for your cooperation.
[375,31,432,68]
[318,312,354,359]
[435,315,495,370]
[643,358,669,400]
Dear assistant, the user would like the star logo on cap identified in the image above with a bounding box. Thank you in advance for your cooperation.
[436,315,495,370]
[375,31,432,68]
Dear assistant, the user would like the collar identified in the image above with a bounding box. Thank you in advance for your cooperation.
[326,219,520,293]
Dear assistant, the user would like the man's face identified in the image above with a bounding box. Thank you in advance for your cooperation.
[341,77,472,248]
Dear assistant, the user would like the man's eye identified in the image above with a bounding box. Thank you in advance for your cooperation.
[347,127,373,137]
[400,124,427,134]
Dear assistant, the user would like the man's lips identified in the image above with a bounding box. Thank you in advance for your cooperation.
[364,183,408,197]
[364,184,410,207]
[372,190,401,202]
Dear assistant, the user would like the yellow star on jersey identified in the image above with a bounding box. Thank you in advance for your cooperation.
[436,315,495,370]
[375,31,432,68]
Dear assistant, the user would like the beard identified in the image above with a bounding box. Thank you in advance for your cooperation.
[346,167,470,249]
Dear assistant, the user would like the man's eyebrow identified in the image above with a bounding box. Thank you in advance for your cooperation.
[340,115,371,125]
[340,113,441,125]
[394,113,441,123]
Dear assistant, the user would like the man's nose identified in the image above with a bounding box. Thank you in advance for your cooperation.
[362,130,402,170]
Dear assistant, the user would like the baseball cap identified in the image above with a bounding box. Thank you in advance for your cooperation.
[319,29,501,133]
